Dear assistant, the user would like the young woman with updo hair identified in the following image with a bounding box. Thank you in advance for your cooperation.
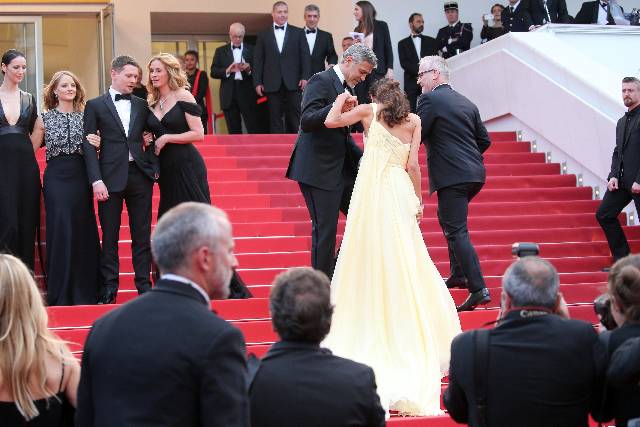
[597,254,640,427]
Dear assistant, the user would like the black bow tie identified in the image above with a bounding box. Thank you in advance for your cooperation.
[274,25,285,30]
[232,45,241,50]
[114,93,131,101]
[306,28,316,34]
[412,34,421,38]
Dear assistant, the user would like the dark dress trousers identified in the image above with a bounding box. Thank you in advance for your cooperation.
[309,28,338,76]
[354,20,393,105]
[250,341,385,427]
[444,311,605,427]
[417,84,491,291]
[253,24,311,134]
[502,3,531,32]
[211,43,259,134]
[596,106,640,261]
[398,34,439,112]
[520,0,571,26]
[83,93,159,295]
[435,22,473,59]
[76,278,250,427]
[285,67,363,278]
[574,1,619,24]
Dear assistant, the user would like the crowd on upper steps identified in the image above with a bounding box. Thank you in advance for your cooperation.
[1,202,640,426]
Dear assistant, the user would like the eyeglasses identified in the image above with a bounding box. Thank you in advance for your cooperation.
[417,69,437,80]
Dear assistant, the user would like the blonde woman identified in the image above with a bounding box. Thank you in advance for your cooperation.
[0,253,80,423]
[31,71,101,306]
[145,52,209,219]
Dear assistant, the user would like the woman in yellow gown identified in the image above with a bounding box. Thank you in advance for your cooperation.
[322,79,462,416]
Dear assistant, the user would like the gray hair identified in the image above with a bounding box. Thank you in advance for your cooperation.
[341,43,378,68]
[151,202,231,273]
[229,22,246,35]
[502,257,559,309]
[419,55,450,80]
[304,4,320,13]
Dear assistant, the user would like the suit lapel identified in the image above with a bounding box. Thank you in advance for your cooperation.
[282,26,291,53]
[269,28,279,54]
[128,96,141,138]
[310,30,319,57]
[623,113,640,149]
[593,2,600,23]
[330,68,343,96]
[102,93,127,137]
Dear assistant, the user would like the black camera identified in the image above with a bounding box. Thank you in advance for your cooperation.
[512,242,540,258]
[594,293,618,331]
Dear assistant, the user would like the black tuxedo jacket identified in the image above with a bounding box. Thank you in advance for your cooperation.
[398,34,439,93]
[444,312,605,427]
[210,43,257,110]
[250,341,385,427]
[607,109,640,189]
[367,20,394,77]
[574,1,623,24]
[502,3,531,32]
[76,279,250,427]
[417,84,491,194]
[436,22,473,59]
[308,28,338,76]
[520,0,571,26]
[82,93,159,192]
[286,67,363,191]
[253,24,311,92]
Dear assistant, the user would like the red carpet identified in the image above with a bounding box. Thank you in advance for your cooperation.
[37,132,632,426]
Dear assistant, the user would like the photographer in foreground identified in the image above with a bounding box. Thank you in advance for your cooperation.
[444,256,604,427]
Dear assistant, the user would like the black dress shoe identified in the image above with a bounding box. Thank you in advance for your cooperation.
[445,276,468,289]
[456,288,491,312]
[97,289,117,305]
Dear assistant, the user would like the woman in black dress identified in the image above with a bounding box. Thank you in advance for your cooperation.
[31,71,101,305]
[146,53,251,298]
[481,4,508,42]
[0,49,40,270]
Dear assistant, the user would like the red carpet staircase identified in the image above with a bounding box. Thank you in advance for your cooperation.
[38,132,636,426]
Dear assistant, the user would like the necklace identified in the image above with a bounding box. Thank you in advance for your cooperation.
[159,95,169,111]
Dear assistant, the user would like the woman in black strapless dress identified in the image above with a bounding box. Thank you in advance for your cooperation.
[146,53,251,298]
[0,50,40,270]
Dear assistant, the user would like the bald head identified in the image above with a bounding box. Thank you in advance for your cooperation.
[502,256,559,309]
[229,22,246,45]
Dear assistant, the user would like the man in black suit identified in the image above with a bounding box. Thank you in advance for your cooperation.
[250,267,385,427]
[303,4,338,76]
[285,44,376,279]
[502,0,530,32]
[76,202,249,426]
[596,77,640,262]
[254,1,311,134]
[444,257,605,427]
[417,55,491,311]
[398,13,439,112]
[575,0,620,24]
[436,2,473,59]
[211,22,259,134]
[83,55,159,304]
[520,0,571,29]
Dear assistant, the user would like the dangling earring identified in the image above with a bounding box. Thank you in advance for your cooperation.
[54,93,58,99]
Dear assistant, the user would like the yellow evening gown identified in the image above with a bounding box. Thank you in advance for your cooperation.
[323,103,462,416]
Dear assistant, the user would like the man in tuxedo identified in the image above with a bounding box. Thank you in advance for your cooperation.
[285,44,376,279]
[444,257,605,426]
[520,0,571,29]
[250,267,386,427]
[211,22,259,134]
[254,1,311,134]
[83,55,159,304]
[436,2,473,59]
[502,0,530,32]
[417,55,491,311]
[303,4,338,76]
[398,13,439,112]
[575,0,620,24]
[76,202,249,426]
[596,77,640,262]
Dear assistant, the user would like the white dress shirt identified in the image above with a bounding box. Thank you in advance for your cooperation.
[412,34,421,57]
[508,0,522,12]
[231,43,244,80]
[161,273,210,304]
[333,64,350,91]
[304,26,317,54]
[274,22,287,53]
[597,2,609,25]
[108,86,133,161]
